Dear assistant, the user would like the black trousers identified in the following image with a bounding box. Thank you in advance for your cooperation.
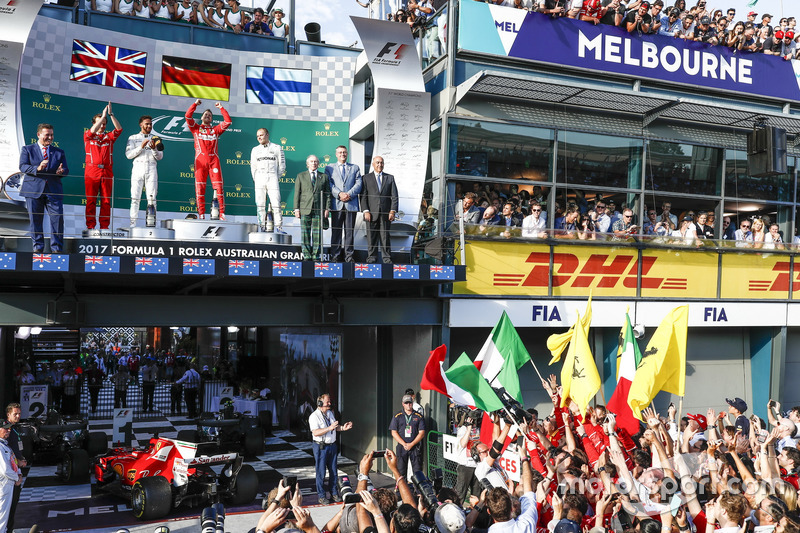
[330,210,356,261]
[142,381,155,411]
[395,443,422,479]
[114,388,127,408]
[89,386,101,412]
[185,388,198,417]
[453,464,482,503]
[7,482,21,533]
[366,215,392,264]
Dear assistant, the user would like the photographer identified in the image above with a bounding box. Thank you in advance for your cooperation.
[454,410,483,503]
[472,415,515,492]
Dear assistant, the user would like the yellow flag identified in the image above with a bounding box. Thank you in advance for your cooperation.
[627,305,689,421]
[547,295,592,365]
[560,310,601,414]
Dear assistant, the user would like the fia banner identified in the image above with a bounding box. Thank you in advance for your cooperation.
[113,408,134,446]
[21,384,48,419]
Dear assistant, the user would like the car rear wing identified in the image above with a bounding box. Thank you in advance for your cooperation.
[185,452,239,467]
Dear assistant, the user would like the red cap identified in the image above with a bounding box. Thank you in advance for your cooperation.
[687,413,708,431]
[787,31,795,39]
[776,30,785,39]
[748,11,758,17]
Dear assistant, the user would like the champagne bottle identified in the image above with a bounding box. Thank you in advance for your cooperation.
[211,190,220,220]
[146,196,156,227]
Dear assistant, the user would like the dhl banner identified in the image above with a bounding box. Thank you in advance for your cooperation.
[720,252,792,300]
[456,240,796,300]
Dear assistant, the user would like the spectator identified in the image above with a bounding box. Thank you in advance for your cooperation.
[62,367,80,416]
[141,358,157,412]
[473,415,513,490]
[599,0,623,25]
[612,208,638,237]
[202,0,227,29]
[694,16,717,44]
[408,0,433,22]
[671,216,697,244]
[90,0,114,12]
[734,218,753,246]
[625,1,652,34]
[677,12,695,39]
[521,201,546,238]
[170,378,182,416]
[538,0,565,17]
[86,361,104,414]
[643,208,669,236]
[738,24,758,52]
[660,7,682,35]
[244,7,272,34]
[453,410,481,503]
[579,0,604,25]
[726,7,736,22]
[478,205,501,235]
[727,20,745,47]
[765,223,786,250]
[594,200,611,233]
[225,0,242,32]
[752,217,767,247]
[759,13,774,35]
[458,192,481,225]
[727,396,750,437]
[694,211,714,239]
[116,0,135,15]
[151,0,175,20]
[648,0,663,33]
[721,216,735,240]
[715,16,729,43]
[555,205,580,237]
[176,363,201,418]
[113,365,129,408]
[174,0,196,22]
[269,8,289,38]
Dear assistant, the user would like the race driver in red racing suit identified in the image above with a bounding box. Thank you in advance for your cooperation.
[185,99,232,219]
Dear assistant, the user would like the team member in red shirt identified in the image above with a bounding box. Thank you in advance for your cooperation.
[84,102,123,230]
[185,99,232,219]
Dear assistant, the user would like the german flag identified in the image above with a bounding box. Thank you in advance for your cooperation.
[160,56,231,100]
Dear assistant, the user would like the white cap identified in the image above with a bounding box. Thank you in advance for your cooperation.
[434,503,466,533]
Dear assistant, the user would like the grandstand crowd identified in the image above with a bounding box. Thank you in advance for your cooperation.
[479,0,799,59]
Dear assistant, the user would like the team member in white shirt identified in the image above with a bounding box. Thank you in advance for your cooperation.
[309,393,352,504]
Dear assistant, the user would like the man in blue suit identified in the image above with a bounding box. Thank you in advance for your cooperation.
[19,124,70,253]
[326,145,362,263]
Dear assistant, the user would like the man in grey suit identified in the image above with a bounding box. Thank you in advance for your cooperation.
[326,145,362,262]
[294,155,331,261]
[360,156,398,264]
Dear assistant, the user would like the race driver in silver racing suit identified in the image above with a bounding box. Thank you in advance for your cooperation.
[126,115,163,227]
[250,127,286,231]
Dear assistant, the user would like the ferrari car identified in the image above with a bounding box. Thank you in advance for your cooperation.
[94,436,258,520]
[17,408,108,483]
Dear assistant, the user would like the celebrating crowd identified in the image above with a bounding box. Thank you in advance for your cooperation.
[455,183,793,247]
[485,0,800,59]
[251,376,800,533]
[87,0,288,35]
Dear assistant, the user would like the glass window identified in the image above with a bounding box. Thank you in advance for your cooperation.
[448,119,553,181]
[646,141,722,196]
[725,150,794,202]
[557,131,642,189]
[722,202,793,244]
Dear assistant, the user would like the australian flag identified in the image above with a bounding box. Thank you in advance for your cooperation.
[429,265,455,280]
[393,264,420,280]
[84,255,120,273]
[354,263,381,279]
[229,259,259,276]
[183,258,215,275]
[0,253,16,270]
[134,257,169,274]
[70,39,147,91]
[32,253,69,271]
[314,262,342,279]
[272,261,301,277]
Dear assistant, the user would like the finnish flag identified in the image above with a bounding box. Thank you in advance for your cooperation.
[245,66,312,106]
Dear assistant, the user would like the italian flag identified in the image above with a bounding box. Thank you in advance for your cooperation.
[473,311,530,403]
[606,312,642,435]
[420,345,504,413]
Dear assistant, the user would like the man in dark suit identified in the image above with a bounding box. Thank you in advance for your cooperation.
[360,155,398,264]
[294,154,331,261]
[326,145,362,263]
[19,123,70,253]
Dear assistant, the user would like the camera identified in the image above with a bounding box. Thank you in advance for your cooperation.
[492,387,533,425]
[201,506,217,533]
[338,475,362,504]
[411,470,441,514]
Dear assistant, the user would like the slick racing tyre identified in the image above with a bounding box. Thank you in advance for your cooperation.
[243,427,264,456]
[177,429,199,443]
[132,475,172,520]
[85,431,108,457]
[62,448,90,484]
[227,464,258,505]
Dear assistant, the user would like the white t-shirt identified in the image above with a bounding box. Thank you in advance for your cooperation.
[309,408,337,444]
[475,460,509,491]
[456,425,478,467]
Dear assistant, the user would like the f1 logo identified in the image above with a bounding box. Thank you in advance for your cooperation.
[202,226,223,238]
[376,42,408,60]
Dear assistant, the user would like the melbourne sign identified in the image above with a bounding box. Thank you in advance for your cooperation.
[459,1,800,102]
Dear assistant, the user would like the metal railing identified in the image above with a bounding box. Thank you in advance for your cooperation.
[425,430,458,488]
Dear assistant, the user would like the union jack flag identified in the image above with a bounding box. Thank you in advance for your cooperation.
[70,39,147,92]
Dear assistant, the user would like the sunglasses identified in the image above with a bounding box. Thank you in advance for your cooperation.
[741,224,751,228]
[532,209,541,212]
[596,205,606,209]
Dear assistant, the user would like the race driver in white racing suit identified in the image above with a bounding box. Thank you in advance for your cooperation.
[126,115,163,227]
[250,127,286,231]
